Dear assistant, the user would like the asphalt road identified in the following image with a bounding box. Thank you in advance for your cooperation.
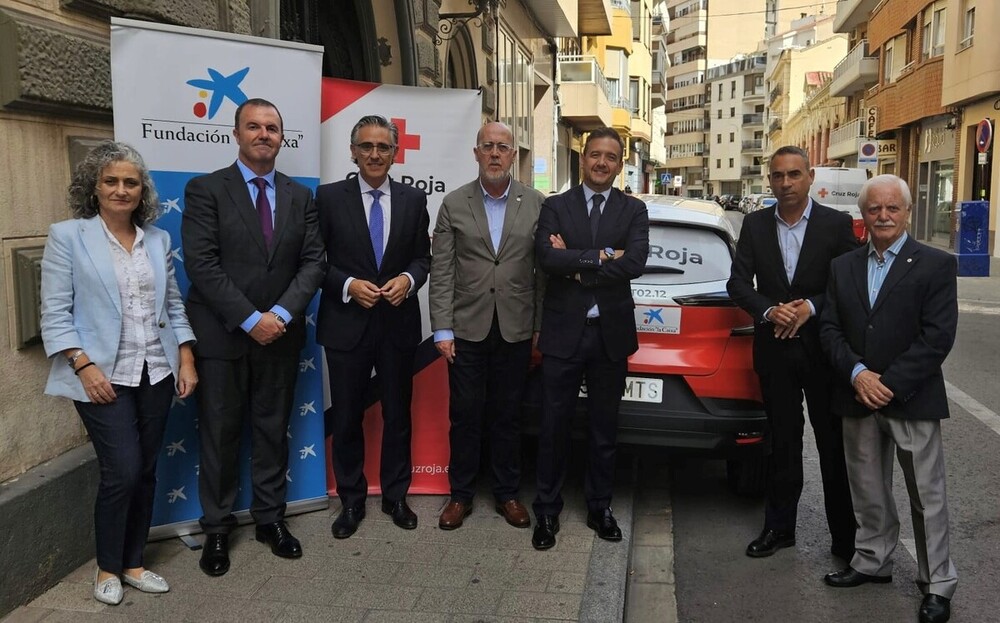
[655,212,1000,622]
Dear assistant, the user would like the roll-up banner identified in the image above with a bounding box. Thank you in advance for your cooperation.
[110,18,328,539]
[319,79,481,496]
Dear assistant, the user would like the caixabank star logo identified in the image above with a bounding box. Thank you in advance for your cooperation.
[185,67,250,119]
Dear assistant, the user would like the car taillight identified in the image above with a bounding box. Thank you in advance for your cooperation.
[736,432,765,445]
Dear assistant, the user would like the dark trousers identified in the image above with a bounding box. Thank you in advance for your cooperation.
[196,347,298,533]
[74,368,174,574]
[759,339,856,551]
[447,316,531,504]
[534,323,627,517]
[325,314,415,509]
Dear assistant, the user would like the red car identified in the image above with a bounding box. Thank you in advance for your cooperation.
[526,195,768,495]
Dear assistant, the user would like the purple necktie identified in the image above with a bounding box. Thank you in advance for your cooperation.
[369,189,384,269]
[252,177,273,248]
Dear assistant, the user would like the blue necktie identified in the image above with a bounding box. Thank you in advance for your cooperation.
[369,189,384,269]
[252,177,273,248]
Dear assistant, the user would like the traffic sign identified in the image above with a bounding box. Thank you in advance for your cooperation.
[976,119,992,153]
[858,139,877,169]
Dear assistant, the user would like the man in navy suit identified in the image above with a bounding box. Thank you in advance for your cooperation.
[727,145,858,562]
[531,127,649,550]
[820,174,957,623]
[316,115,431,539]
[183,98,325,575]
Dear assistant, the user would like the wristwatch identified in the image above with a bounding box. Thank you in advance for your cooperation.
[66,349,85,368]
[271,311,287,326]
[603,247,616,261]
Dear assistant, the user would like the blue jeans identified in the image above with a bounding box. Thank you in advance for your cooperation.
[74,368,173,573]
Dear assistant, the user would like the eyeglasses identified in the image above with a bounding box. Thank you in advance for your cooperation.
[353,142,396,155]
[477,142,514,154]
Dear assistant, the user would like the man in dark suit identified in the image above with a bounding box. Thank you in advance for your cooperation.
[531,127,649,550]
[820,174,957,623]
[727,145,857,561]
[182,98,325,576]
[430,121,545,531]
[316,115,431,539]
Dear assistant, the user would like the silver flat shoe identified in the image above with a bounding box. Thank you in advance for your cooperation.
[122,569,170,593]
[93,570,123,605]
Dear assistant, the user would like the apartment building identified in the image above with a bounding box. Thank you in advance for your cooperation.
[833,0,956,246]
[782,71,846,166]
[650,10,670,189]
[942,0,998,254]
[706,53,767,196]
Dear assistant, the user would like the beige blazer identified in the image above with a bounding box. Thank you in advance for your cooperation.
[430,178,545,342]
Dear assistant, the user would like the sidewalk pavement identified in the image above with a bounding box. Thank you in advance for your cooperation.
[2,463,651,623]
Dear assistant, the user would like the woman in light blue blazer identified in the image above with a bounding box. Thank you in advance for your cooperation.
[40,141,197,606]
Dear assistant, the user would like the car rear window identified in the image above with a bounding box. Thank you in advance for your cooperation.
[642,224,732,285]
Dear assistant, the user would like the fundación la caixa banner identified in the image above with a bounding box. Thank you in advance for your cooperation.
[110,18,327,539]
[319,79,480,496]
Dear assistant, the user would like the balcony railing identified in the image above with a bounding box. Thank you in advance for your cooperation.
[830,117,865,147]
[769,118,783,132]
[831,39,878,97]
[610,0,631,13]
[558,54,614,103]
[741,165,762,176]
[744,87,765,98]
[769,84,783,102]
[743,113,763,125]
[612,96,634,112]
[742,139,763,150]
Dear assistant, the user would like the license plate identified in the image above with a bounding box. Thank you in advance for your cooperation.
[579,376,664,403]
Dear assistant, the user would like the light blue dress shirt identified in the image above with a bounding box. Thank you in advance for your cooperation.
[763,199,816,321]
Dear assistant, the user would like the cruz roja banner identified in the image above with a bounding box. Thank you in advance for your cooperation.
[319,79,480,495]
[110,18,327,540]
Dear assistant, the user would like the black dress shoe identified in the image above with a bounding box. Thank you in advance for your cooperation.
[823,567,892,588]
[332,506,365,539]
[586,508,623,542]
[255,521,303,558]
[199,533,230,576]
[532,515,560,550]
[745,529,795,558]
[381,499,418,530]
[919,594,950,623]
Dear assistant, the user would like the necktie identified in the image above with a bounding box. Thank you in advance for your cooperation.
[252,177,273,248]
[591,194,605,244]
[369,189,384,269]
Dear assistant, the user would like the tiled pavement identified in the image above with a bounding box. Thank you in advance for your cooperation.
[3,472,648,623]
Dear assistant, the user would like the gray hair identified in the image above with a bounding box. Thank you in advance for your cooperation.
[350,115,399,146]
[68,141,160,226]
[858,174,912,209]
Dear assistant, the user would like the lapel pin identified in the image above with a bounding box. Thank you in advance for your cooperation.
[907,258,912,263]
[516,197,521,202]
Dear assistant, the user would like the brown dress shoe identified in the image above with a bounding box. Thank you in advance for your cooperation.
[495,499,531,528]
[439,500,473,530]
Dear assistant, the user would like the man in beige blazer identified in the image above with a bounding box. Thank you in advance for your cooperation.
[430,121,545,530]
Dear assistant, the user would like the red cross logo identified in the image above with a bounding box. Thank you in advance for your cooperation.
[817,187,829,198]
[392,118,421,164]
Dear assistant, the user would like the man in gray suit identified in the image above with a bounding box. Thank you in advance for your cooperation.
[430,121,545,530]
[820,175,957,623]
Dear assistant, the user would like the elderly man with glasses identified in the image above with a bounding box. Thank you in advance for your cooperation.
[430,121,546,531]
[315,114,431,539]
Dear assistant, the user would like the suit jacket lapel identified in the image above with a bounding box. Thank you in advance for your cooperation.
[569,185,592,244]
[790,208,823,285]
[347,177,378,271]
[463,183,495,256]
[223,163,268,256]
[850,247,871,314]
[762,207,790,289]
[270,173,292,260]
[496,182,525,256]
[871,237,919,314]
[79,218,122,314]
[385,181,407,271]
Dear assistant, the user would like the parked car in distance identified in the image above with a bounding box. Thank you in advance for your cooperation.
[740,194,763,214]
[524,195,769,496]
[752,195,777,212]
[724,195,742,211]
